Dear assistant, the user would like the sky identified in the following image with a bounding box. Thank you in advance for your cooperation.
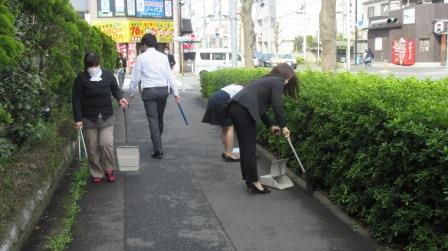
[187,0,365,43]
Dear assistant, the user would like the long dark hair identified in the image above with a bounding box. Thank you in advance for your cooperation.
[83,52,100,71]
[268,63,298,99]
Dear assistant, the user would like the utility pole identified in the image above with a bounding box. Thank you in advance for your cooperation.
[178,1,184,76]
[346,0,351,70]
[230,0,237,67]
[302,2,307,62]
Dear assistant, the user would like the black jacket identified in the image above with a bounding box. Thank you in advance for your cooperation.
[72,69,123,122]
[231,75,286,128]
[167,54,176,69]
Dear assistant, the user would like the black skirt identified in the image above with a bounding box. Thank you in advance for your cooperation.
[202,90,232,127]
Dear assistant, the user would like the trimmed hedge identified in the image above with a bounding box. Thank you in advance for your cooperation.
[201,68,448,250]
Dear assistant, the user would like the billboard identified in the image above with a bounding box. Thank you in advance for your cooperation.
[392,38,415,66]
[93,20,174,43]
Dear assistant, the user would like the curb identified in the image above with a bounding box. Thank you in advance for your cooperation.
[256,144,374,243]
[0,142,76,251]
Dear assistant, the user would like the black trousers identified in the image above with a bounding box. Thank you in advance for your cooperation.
[228,102,258,183]
[141,87,168,152]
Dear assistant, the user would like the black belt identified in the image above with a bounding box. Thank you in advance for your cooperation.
[143,86,167,90]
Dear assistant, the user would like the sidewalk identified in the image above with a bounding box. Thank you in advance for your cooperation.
[68,76,375,251]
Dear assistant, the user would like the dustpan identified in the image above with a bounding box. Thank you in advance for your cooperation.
[260,134,294,189]
[116,107,140,171]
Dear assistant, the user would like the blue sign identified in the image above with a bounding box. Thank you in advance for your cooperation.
[136,0,164,18]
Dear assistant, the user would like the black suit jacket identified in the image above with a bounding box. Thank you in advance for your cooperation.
[167,54,175,69]
[72,70,123,122]
[231,75,285,128]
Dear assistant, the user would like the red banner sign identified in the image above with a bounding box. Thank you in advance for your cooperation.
[392,38,415,66]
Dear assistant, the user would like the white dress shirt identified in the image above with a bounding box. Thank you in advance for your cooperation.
[221,84,243,98]
[129,47,178,97]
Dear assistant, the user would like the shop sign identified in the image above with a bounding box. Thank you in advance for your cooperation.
[94,20,174,43]
[136,0,164,18]
[129,19,174,43]
[403,8,415,25]
[392,38,415,66]
[93,21,130,43]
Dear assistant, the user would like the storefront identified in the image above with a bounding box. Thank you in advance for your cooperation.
[93,0,175,70]
[93,19,174,69]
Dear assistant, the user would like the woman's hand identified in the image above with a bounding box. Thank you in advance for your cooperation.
[119,98,129,108]
[282,127,291,138]
[75,121,83,130]
[174,95,181,104]
[271,125,281,135]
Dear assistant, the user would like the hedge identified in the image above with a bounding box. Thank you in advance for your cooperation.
[0,0,118,243]
[200,68,448,250]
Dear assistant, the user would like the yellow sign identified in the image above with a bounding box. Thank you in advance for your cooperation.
[128,19,174,43]
[93,21,130,43]
[93,19,174,43]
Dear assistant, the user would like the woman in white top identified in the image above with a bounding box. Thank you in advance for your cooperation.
[202,84,244,162]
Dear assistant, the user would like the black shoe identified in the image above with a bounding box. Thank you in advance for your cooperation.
[151,151,164,159]
[246,182,270,194]
[221,153,240,162]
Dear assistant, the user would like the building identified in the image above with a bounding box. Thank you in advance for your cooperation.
[363,0,448,65]
[70,0,183,71]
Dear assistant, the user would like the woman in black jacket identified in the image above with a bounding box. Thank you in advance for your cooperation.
[228,63,298,194]
[72,52,128,184]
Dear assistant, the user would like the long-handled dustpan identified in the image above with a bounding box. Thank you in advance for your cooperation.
[116,106,140,171]
[260,135,294,190]
[286,136,306,174]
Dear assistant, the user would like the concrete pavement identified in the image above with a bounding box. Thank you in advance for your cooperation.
[68,75,376,251]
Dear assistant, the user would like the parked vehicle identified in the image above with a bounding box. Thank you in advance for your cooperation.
[272,54,297,69]
[194,48,242,75]
[253,51,262,67]
[260,53,275,67]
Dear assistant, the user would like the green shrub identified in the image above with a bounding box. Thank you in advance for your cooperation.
[201,68,448,250]
[295,55,305,65]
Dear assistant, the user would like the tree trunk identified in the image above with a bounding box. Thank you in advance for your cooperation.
[319,0,337,71]
[240,0,255,67]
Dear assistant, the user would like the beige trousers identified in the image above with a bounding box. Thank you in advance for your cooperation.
[83,126,116,178]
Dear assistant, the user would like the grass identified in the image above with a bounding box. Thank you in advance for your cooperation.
[0,123,71,239]
[47,159,89,251]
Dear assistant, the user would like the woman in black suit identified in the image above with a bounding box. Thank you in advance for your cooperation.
[228,63,298,194]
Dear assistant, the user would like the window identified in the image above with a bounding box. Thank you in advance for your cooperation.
[381,3,389,16]
[375,37,382,51]
[419,38,430,52]
[212,53,226,60]
[368,6,375,18]
[200,53,210,60]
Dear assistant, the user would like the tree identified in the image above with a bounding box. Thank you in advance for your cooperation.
[306,35,315,48]
[294,36,303,52]
[240,0,255,67]
[319,0,337,71]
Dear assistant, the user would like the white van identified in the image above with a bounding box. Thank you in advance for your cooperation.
[194,48,242,75]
